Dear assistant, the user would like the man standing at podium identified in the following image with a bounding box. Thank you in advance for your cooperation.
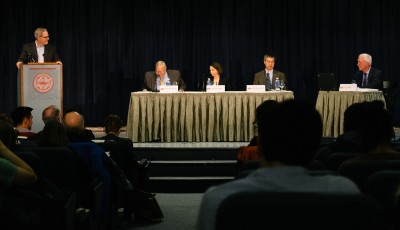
[16,27,62,69]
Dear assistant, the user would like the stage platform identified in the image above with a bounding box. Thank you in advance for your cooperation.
[133,142,248,193]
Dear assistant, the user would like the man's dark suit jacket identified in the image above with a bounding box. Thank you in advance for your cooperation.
[209,75,233,91]
[142,70,186,91]
[352,67,383,89]
[101,134,141,187]
[17,42,61,63]
[253,69,286,90]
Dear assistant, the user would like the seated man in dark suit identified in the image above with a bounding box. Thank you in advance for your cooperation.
[142,60,186,92]
[352,53,382,89]
[253,53,287,91]
[100,114,146,189]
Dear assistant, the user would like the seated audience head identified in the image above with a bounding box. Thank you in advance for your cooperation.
[38,120,69,147]
[356,100,393,152]
[104,114,123,136]
[63,110,88,142]
[343,102,364,133]
[257,99,322,167]
[42,105,61,124]
[0,120,17,150]
[11,106,33,129]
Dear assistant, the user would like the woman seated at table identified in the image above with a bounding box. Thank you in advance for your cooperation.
[207,62,232,91]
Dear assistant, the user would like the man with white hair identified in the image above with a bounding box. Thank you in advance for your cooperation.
[352,53,382,89]
[142,60,186,92]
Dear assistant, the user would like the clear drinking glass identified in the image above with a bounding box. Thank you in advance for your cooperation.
[279,81,285,91]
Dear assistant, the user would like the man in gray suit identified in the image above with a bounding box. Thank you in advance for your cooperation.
[142,60,186,92]
[16,27,62,69]
[253,54,286,90]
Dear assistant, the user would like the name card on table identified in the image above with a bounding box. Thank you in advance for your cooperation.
[160,85,179,93]
[357,88,379,92]
[246,85,266,92]
[206,85,225,92]
[339,84,357,91]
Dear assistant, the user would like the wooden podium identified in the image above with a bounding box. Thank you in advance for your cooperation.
[20,63,63,133]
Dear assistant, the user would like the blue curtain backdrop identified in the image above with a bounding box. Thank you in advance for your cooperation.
[1,0,399,125]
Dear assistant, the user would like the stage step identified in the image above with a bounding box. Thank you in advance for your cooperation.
[135,147,239,161]
[148,160,238,177]
[148,176,234,193]
[135,144,243,193]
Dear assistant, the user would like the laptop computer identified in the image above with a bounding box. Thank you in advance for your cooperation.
[317,73,337,91]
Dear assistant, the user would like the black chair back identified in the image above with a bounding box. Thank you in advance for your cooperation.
[339,159,400,188]
[363,170,400,229]
[382,81,398,121]
[326,152,358,171]
[216,192,385,230]
[33,147,79,191]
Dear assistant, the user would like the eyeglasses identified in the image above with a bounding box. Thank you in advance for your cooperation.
[41,36,50,39]
[253,121,258,129]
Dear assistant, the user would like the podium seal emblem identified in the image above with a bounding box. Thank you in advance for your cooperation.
[33,73,54,93]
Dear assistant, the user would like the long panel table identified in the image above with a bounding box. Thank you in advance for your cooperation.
[315,91,386,138]
[127,91,294,142]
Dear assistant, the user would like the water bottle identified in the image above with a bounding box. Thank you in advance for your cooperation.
[275,77,281,91]
[207,78,212,85]
[166,78,171,86]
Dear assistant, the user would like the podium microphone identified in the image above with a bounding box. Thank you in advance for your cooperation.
[24,50,35,63]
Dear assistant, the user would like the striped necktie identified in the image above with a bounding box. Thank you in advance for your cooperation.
[362,73,368,87]
[266,72,272,91]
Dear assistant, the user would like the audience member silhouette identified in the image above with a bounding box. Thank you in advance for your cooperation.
[38,120,69,147]
[0,115,18,150]
[100,114,145,189]
[0,121,39,230]
[10,106,36,137]
[197,99,359,230]
[29,105,62,141]
[63,110,94,142]
[320,102,365,155]
[318,100,398,170]
[339,100,400,168]
[99,114,162,223]
[0,121,37,189]
[235,100,279,172]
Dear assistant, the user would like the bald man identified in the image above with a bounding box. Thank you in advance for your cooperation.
[63,110,95,142]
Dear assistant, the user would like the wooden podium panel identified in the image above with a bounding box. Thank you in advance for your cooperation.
[20,63,63,133]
